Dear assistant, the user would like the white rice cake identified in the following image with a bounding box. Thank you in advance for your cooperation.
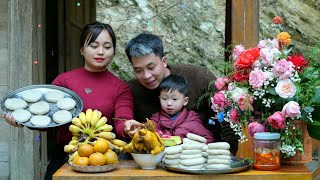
[45,91,64,103]
[30,115,51,127]
[4,98,28,111]
[57,97,76,110]
[29,101,50,115]
[11,109,32,123]
[53,110,72,124]
[21,89,43,102]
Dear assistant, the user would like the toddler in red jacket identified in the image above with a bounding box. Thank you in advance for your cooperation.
[150,74,214,143]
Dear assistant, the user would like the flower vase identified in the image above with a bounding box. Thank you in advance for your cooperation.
[236,123,254,159]
[281,120,312,164]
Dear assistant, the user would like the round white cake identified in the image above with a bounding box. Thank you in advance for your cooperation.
[4,98,28,111]
[53,110,72,124]
[11,109,32,123]
[30,115,51,127]
[28,101,50,115]
[57,97,76,110]
[20,89,43,102]
[45,91,64,103]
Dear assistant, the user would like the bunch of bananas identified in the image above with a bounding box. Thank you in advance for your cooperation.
[124,119,164,155]
[64,109,128,157]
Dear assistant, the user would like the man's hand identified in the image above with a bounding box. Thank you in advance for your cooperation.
[124,120,145,138]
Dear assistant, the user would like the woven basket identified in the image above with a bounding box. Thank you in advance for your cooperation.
[281,120,312,165]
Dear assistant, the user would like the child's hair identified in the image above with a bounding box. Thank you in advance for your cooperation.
[158,74,189,96]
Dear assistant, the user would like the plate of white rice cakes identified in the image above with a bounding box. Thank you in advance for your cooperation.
[1,85,83,129]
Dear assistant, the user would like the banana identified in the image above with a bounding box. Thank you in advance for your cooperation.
[78,112,87,128]
[94,117,108,130]
[68,139,79,146]
[90,109,100,128]
[72,136,78,141]
[68,151,79,162]
[69,125,83,134]
[64,144,76,153]
[97,131,116,140]
[95,124,113,132]
[112,139,128,147]
[72,117,85,129]
[85,109,93,127]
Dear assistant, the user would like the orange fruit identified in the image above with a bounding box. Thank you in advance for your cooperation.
[89,152,107,166]
[104,149,118,165]
[93,139,109,154]
[78,143,94,157]
[73,156,89,166]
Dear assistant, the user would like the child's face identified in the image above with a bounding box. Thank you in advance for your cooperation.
[159,89,188,115]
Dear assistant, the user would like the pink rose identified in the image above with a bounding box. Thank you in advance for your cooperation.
[238,94,254,111]
[257,38,279,49]
[233,45,245,61]
[275,79,296,98]
[272,59,294,80]
[248,122,266,137]
[282,101,301,118]
[230,108,239,123]
[268,111,286,130]
[212,91,229,110]
[215,77,228,90]
[249,68,267,89]
[260,47,281,66]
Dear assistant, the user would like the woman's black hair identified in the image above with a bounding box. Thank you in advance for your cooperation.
[80,22,116,54]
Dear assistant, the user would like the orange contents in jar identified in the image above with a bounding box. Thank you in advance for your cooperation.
[254,149,280,170]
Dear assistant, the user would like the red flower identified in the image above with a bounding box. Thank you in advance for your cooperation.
[233,68,250,82]
[234,48,260,69]
[272,16,283,25]
[287,54,308,72]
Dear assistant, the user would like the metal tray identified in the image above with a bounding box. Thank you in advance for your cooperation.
[164,157,251,174]
[0,84,83,129]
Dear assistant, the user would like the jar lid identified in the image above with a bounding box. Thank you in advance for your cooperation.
[254,132,280,140]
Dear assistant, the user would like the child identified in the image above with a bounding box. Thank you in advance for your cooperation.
[150,74,214,143]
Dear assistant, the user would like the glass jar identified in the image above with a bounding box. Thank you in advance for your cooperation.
[253,132,280,171]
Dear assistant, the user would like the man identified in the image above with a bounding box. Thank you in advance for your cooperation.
[125,32,239,155]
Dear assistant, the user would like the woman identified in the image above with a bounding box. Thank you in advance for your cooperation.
[4,22,142,179]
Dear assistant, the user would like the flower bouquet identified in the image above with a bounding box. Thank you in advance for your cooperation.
[208,16,320,161]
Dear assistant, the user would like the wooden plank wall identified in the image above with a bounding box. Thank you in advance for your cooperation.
[0,0,10,179]
[6,0,44,179]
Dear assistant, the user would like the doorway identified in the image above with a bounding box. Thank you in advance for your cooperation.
[45,0,96,162]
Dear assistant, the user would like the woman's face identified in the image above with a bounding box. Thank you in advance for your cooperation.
[131,53,169,90]
[81,30,114,72]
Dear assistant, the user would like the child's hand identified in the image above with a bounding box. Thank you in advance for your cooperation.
[124,120,144,138]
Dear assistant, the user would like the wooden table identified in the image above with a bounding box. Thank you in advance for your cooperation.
[53,160,319,180]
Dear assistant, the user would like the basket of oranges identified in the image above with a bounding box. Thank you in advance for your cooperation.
[68,138,119,172]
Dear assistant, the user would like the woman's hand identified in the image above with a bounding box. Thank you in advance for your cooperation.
[3,114,24,128]
[124,120,144,138]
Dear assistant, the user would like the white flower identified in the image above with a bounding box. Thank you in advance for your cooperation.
[231,87,247,102]
[275,79,296,98]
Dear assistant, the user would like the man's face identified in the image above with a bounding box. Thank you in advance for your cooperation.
[131,53,168,90]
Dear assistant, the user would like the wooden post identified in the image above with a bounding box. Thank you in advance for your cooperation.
[231,0,259,158]
[231,0,259,48]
